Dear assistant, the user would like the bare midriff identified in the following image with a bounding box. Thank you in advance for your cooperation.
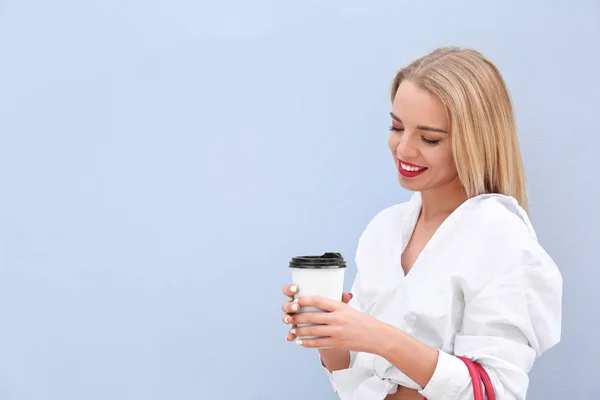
[384,386,425,400]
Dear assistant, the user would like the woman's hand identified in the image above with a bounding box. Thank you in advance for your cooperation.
[289,295,386,354]
[281,284,353,343]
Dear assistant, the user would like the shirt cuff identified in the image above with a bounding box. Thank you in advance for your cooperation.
[320,356,336,392]
[319,351,357,393]
[419,350,471,400]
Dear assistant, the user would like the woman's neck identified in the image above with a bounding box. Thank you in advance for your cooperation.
[419,177,468,222]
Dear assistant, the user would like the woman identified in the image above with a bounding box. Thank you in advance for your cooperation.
[280,47,562,400]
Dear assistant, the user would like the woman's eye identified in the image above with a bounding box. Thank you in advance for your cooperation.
[389,125,404,132]
[421,136,440,145]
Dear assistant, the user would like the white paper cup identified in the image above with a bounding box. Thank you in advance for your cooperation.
[289,252,346,340]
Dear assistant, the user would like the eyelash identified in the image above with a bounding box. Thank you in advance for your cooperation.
[388,126,440,146]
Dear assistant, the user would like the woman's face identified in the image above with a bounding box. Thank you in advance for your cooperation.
[388,80,459,193]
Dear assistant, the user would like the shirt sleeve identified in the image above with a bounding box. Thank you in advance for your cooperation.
[419,239,563,400]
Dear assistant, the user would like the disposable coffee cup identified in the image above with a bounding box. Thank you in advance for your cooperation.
[289,252,346,340]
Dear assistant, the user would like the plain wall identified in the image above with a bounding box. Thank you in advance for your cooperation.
[0,0,598,399]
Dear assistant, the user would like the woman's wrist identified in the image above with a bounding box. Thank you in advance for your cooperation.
[368,320,402,356]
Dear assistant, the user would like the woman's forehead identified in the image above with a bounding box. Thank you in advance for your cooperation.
[392,81,448,129]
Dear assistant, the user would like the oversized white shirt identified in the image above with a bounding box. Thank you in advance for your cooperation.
[321,192,562,400]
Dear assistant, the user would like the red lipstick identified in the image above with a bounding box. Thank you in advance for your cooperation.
[398,159,427,178]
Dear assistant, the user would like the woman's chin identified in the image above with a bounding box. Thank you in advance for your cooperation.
[397,175,426,191]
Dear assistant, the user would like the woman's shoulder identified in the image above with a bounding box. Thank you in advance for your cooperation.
[455,194,562,290]
[459,193,537,242]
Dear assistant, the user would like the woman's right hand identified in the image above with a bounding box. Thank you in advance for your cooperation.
[281,284,353,342]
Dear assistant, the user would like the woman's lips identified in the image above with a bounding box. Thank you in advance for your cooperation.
[398,159,427,178]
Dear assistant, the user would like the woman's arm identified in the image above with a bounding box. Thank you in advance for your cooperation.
[372,323,439,389]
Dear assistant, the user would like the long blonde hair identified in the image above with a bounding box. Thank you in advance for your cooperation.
[391,47,529,212]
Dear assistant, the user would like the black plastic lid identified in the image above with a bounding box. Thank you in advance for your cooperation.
[289,252,346,269]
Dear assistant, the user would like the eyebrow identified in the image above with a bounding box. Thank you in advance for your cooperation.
[390,112,448,134]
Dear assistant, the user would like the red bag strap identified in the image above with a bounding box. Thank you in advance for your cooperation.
[424,356,495,400]
[472,361,495,400]
[457,356,485,400]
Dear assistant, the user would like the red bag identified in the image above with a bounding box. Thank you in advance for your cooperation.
[425,356,495,400]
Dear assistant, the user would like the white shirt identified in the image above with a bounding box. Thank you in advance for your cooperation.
[321,192,562,400]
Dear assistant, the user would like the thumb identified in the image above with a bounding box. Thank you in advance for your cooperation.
[341,292,354,304]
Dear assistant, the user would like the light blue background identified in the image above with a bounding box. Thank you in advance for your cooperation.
[0,1,598,399]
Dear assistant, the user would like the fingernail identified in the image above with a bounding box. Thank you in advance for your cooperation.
[295,339,303,345]
[284,316,290,324]
[290,328,296,334]
[293,298,299,303]
[290,285,298,293]
[291,303,299,311]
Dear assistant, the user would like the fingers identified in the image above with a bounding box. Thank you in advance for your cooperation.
[286,325,297,342]
[282,284,301,342]
[295,337,334,349]
[281,299,300,314]
[298,296,341,312]
[282,313,298,341]
[282,284,300,342]
[292,311,332,326]
[282,311,333,326]
[282,284,299,299]
[293,324,333,339]
[281,287,344,346]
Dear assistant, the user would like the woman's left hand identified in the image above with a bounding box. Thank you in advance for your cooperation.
[291,296,386,354]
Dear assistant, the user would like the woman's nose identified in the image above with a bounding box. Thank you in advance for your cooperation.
[395,132,419,159]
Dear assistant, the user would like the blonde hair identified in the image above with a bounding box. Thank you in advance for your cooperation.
[391,47,529,212]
